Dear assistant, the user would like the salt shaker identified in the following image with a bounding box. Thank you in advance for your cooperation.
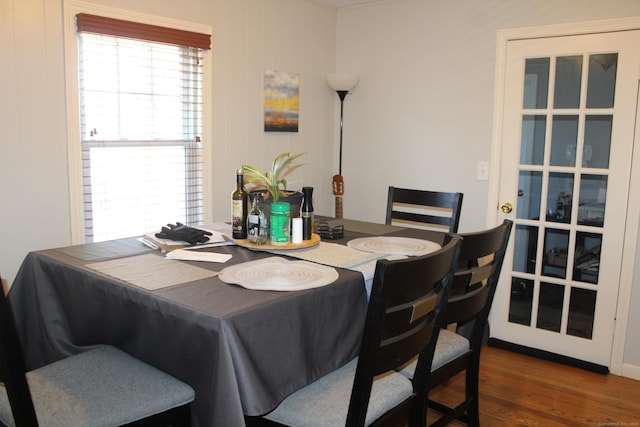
[292,218,303,244]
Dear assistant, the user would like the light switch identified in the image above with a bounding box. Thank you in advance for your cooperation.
[477,161,489,181]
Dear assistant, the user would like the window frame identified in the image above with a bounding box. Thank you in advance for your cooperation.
[63,1,213,244]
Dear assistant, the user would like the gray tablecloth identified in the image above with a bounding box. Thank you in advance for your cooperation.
[8,221,444,427]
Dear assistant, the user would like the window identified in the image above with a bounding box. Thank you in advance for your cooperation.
[75,14,211,242]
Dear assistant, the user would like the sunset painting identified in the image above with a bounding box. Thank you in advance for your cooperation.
[264,70,299,132]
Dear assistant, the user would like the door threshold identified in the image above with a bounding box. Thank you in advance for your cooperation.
[487,338,609,374]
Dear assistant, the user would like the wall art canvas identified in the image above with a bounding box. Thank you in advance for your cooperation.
[264,70,299,132]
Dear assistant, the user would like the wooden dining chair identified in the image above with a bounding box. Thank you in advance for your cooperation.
[246,236,462,427]
[398,219,513,427]
[386,187,464,233]
[0,278,195,427]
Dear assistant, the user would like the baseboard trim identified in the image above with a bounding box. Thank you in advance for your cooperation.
[621,362,640,380]
[487,338,609,374]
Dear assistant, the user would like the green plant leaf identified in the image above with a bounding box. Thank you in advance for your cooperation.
[243,151,305,203]
[243,165,270,186]
[272,152,305,181]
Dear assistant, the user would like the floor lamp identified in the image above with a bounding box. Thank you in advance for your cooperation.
[327,73,359,218]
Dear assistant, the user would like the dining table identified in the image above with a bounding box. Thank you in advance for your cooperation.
[8,217,445,427]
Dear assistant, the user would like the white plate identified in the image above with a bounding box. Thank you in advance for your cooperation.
[218,257,339,291]
[347,236,441,256]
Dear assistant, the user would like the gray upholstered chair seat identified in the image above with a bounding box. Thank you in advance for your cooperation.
[264,358,413,427]
[398,329,470,379]
[0,345,195,427]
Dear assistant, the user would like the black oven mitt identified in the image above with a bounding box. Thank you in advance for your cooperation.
[155,222,212,245]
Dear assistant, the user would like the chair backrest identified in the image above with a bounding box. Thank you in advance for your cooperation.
[346,236,461,426]
[446,220,513,348]
[385,186,464,233]
[0,279,40,426]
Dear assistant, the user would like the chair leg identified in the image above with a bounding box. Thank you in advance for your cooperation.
[467,402,480,427]
[412,395,427,427]
[426,351,485,427]
[465,358,481,427]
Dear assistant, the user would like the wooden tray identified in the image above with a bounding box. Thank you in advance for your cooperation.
[234,233,321,250]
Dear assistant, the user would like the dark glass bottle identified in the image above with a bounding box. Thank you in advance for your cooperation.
[301,186,314,240]
[247,192,268,245]
[232,168,248,239]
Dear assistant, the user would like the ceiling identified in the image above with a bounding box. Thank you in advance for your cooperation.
[310,0,380,8]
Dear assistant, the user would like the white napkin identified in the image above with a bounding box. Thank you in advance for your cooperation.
[166,248,232,263]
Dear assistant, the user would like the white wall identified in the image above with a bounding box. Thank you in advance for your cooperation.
[333,0,640,375]
[0,0,338,286]
[1,0,71,288]
[209,0,339,223]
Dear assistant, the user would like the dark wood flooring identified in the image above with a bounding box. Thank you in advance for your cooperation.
[427,345,640,426]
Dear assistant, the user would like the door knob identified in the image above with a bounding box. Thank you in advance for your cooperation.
[501,202,513,213]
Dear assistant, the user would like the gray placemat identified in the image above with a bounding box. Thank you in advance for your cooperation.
[327,219,401,235]
[87,253,217,290]
[55,238,149,261]
[267,241,387,270]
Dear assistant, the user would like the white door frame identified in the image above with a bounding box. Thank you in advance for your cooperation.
[487,16,640,376]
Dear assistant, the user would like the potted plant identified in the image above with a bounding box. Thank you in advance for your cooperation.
[243,151,306,217]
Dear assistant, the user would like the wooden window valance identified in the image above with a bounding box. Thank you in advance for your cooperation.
[76,13,211,50]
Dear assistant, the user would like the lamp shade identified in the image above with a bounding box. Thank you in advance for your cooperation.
[327,73,359,92]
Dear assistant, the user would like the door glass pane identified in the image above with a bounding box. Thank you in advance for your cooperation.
[509,278,534,326]
[584,115,612,169]
[578,174,607,227]
[543,228,569,278]
[513,224,537,273]
[573,232,602,284]
[517,171,542,220]
[523,57,550,109]
[587,53,617,108]
[537,282,564,332]
[567,287,596,339]
[520,115,546,165]
[554,56,582,108]
[547,173,574,224]
[550,115,579,167]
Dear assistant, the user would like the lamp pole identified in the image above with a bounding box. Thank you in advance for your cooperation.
[336,90,349,176]
[327,74,359,219]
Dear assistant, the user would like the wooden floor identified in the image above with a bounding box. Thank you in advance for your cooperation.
[427,345,640,426]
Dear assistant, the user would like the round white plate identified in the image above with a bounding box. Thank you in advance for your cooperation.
[347,236,441,257]
[218,257,339,291]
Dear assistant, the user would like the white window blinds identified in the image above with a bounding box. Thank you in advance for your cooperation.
[76,14,210,242]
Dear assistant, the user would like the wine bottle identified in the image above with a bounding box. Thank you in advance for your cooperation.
[247,192,268,244]
[232,168,248,239]
[301,186,314,240]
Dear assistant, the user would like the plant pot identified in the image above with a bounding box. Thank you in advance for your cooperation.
[250,190,304,221]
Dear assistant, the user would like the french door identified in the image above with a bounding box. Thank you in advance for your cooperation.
[490,30,640,368]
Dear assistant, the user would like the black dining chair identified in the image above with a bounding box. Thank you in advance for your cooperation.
[398,220,513,427]
[386,187,464,233]
[0,278,195,427]
[246,236,462,427]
